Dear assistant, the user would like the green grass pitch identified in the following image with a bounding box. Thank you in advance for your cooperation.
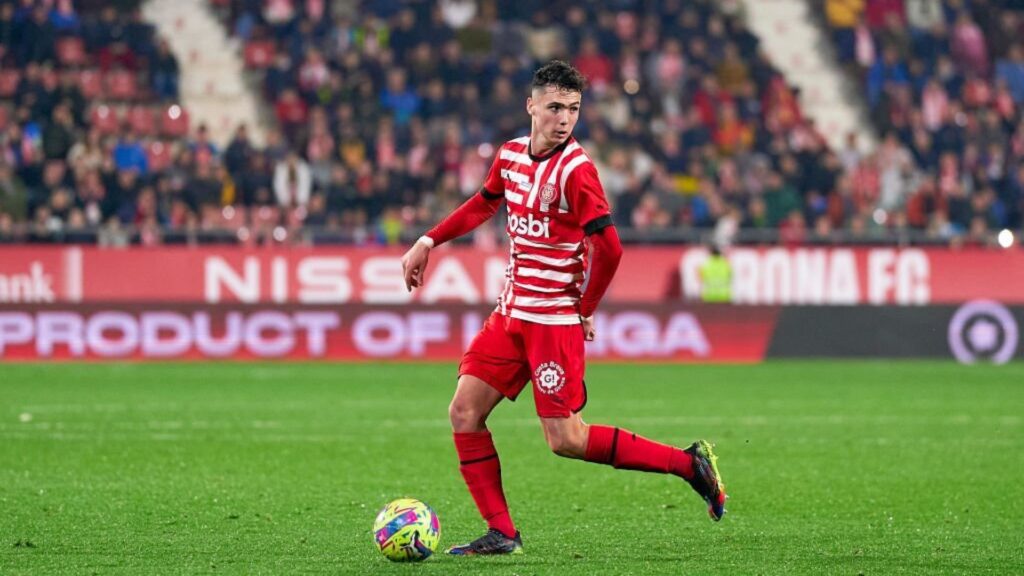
[2,361,1022,575]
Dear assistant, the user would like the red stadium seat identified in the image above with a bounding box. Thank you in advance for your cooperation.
[199,204,247,230]
[89,104,121,135]
[219,205,247,230]
[251,205,281,230]
[199,204,223,229]
[126,105,157,135]
[286,206,307,227]
[160,104,190,137]
[79,69,104,99]
[56,37,87,66]
[145,140,174,172]
[244,40,276,69]
[106,70,138,100]
[0,69,21,98]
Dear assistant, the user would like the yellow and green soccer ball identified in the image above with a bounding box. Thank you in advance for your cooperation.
[372,498,441,562]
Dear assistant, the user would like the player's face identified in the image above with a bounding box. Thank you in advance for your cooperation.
[527,86,581,151]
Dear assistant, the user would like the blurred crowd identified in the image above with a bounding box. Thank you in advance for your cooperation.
[1,0,1022,246]
[227,0,847,247]
[824,0,1024,243]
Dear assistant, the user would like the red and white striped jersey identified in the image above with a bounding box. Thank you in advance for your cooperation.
[482,135,612,325]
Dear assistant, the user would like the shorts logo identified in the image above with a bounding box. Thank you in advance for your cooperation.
[540,183,557,205]
[534,361,566,394]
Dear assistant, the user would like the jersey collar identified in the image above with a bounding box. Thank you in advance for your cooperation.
[528,136,573,162]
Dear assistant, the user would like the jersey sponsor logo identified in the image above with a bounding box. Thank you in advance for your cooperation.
[508,213,551,238]
[534,361,566,394]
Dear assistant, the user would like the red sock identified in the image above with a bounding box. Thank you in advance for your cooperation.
[453,431,516,538]
[584,425,694,479]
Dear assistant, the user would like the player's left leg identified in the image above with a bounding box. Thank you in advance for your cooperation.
[554,417,727,521]
[527,321,727,521]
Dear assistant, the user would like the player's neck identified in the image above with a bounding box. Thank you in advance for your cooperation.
[528,133,568,161]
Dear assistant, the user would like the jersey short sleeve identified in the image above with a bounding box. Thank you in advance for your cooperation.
[566,161,612,231]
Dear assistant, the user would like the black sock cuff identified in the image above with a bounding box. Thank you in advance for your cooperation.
[609,427,620,466]
[459,453,498,466]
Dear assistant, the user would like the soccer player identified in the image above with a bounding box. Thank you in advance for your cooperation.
[401,60,727,556]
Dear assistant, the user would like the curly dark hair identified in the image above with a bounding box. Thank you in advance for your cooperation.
[531,60,587,93]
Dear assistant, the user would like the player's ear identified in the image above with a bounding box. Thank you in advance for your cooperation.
[526,96,534,116]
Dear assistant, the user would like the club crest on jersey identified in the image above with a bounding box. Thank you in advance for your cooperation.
[534,361,566,394]
[540,183,558,205]
[508,213,550,238]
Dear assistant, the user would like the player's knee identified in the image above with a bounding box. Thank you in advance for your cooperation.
[546,436,575,458]
[448,399,486,432]
[545,427,587,459]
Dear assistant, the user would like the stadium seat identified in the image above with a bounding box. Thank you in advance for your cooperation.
[79,69,104,99]
[286,206,307,227]
[0,69,21,98]
[56,37,87,67]
[251,205,281,231]
[145,140,174,172]
[106,70,139,101]
[89,104,122,135]
[200,204,224,229]
[200,204,248,231]
[219,205,247,230]
[244,40,276,69]
[159,104,190,137]
[126,105,157,136]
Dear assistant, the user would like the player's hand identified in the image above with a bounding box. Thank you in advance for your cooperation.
[581,315,596,341]
[401,239,431,291]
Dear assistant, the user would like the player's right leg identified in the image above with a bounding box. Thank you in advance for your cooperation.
[447,375,524,556]
[448,373,505,433]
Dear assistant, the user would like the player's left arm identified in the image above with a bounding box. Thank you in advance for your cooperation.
[570,162,624,340]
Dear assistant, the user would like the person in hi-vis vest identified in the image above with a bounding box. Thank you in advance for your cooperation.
[700,246,732,303]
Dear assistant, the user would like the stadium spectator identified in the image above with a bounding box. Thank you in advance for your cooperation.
[0,162,28,223]
[996,44,1024,104]
[49,0,81,34]
[826,0,863,61]
[112,130,148,175]
[151,37,180,100]
[274,151,312,209]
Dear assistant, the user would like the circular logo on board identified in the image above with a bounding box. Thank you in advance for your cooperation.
[948,300,1019,365]
[534,361,566,394]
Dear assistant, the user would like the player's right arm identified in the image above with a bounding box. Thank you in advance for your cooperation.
[402,150,506,291]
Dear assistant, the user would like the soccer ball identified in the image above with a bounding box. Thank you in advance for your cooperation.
[372,498,441,562]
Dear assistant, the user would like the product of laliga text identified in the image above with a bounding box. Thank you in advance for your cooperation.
[372,498,441,562]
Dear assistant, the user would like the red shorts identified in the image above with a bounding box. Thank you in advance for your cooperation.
[459,312,587,418]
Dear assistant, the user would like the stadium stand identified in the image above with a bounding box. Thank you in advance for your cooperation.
[820,0,1024,243]
[0,0,1020,246]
